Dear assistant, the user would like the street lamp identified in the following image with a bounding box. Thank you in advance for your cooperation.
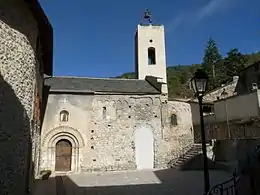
[190,69,210,194]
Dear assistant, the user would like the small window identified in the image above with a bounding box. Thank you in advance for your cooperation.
[148,47,156,65]
[60,110,69,122]
[202,105,214,113]
[170,114,178,126]
[102,107,106,119]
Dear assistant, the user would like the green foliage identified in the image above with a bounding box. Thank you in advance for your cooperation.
[114,72,136,79]
[117,47,260,99]
[244,52,260,65]
[224,48,246,77]
[202,38,223,89]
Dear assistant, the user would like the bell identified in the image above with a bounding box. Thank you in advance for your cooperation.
[144,9,152,19]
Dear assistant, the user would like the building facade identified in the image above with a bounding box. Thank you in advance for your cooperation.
[0,0,52,194]
[236,60,260,95]
[39,23,194,175]
[190,61,260,170]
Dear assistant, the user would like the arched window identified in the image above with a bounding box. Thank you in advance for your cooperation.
[148,47,156,65]
[170,114,178,126]
[60,110,69,122]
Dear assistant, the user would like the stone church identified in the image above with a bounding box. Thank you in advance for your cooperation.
[40,20,194,175]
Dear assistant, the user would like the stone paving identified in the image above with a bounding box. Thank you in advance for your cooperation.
[38,169,232,195]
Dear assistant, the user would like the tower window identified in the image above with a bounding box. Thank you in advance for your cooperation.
[148,47,156,65]
[60,110,69,122]
[170,114,178,126]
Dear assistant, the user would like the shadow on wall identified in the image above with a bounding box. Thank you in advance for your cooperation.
[52,168,231,195]
[0,74,33,195]
[0,1,36,45]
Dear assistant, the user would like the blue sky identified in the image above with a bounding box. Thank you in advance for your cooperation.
[39,0,260,78]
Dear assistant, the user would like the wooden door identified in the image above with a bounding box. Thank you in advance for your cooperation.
[55,140,72,171]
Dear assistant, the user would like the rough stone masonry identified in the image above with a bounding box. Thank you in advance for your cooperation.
[40,84,194,174]
[39,17,196,175]
[0,0,52,194]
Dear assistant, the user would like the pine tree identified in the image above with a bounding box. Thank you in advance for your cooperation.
[202,38,222,89]
[224,48,246,77]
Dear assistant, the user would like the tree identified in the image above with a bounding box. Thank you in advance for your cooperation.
[202,38,222,89]
[224,48,246,77]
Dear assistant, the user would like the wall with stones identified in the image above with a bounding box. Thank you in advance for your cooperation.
[189,78,238,126]
[203,77,238,102]
[0,1,40,194]
[194,117,260,142]
[40,94,195,173]
[161,100,194,162]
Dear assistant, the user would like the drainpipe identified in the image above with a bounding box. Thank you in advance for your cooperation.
[224,98,231,139]
[222,94,231,139]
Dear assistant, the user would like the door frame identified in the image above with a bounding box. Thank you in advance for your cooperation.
[55,139,72,172]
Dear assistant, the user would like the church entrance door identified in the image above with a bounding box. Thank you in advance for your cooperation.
[134,127,154,169]
[55,139,72,171]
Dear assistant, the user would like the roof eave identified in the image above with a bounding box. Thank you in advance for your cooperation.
[48,89,161,95]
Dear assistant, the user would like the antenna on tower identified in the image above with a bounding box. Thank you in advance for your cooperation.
[141,9,152,25]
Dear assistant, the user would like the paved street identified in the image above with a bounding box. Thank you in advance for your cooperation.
[36,169,232,195]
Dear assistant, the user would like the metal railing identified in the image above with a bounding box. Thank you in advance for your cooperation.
[207,144,260,195]
[207,171,240,195]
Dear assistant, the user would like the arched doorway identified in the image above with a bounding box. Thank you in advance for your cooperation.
[55,139,72,171]
[134,127,154,169]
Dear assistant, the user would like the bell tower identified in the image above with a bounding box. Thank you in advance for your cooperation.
[135,10,168,94]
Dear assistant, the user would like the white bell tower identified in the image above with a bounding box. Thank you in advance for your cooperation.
[135,10,168,94]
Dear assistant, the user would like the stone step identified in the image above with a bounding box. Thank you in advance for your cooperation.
[169,144,205,168]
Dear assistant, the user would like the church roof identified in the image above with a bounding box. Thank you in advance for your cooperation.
[45,76,161,94]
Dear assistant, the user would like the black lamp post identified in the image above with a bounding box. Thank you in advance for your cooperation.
[190,69,210,194]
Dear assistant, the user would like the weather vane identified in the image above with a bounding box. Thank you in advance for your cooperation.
[142,9,152,24]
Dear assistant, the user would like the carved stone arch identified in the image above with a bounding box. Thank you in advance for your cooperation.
[49,132,78,148]
[40,126,84,173]
[42,125,85,148]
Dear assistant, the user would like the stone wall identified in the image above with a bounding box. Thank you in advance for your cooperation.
[40,94,194,173]
[190,77,238,104]
[162,100,194,162]
[194,117,260,143]
[0,1,40,194]
[203,77,238,102]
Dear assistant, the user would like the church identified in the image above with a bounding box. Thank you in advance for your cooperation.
[39,14,194,175]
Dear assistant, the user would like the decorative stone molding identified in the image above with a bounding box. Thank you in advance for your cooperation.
[41,125,84,173]
[42,125,85,148]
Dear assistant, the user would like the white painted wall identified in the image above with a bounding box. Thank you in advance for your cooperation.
[190,102,200,125]
[134,127,154,169]
[135,24,167,93]
[214,91,260,121]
